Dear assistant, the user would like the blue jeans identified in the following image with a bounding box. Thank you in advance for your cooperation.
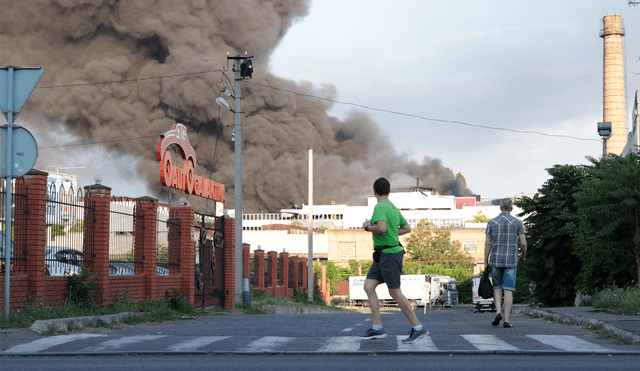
[491,265,517,291]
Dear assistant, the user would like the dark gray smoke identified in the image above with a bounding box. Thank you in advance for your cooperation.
[1,0,474,212]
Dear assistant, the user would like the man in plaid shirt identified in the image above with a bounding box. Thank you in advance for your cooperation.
[484,198,527,328]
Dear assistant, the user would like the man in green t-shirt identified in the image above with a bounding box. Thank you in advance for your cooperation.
[360,178,429,344]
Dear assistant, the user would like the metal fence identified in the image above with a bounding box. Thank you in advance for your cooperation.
[44,180,89,276]
[157,206,180,275]
[0,180,27,275]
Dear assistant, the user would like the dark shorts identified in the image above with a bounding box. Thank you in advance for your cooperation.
[366,250,404,289]
[491,265,517,291]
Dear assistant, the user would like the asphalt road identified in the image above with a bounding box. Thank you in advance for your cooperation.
[2,305,639,357]
[2,354,640,371]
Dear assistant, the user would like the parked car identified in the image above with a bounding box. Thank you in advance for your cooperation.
[108,261,169,276]
[45,247,169,276]
[45,247,82,276]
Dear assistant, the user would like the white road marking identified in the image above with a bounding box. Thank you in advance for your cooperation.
[526,335,616,352]
[461,334,519,351]
[2,334,106,354]
[168,336,229,351]
[81,335,166,352]
[341,328,354,332]
[318,336,362,352]
[396,335,439,351]
[243,336,293,352]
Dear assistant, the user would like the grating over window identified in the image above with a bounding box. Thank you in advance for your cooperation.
[463,240,477,252]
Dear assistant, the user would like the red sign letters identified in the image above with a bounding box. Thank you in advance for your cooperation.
[157,124,226,203]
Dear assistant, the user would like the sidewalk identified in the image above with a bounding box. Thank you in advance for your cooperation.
[515,306,640,344]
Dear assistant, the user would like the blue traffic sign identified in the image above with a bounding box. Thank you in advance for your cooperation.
[0,66,44,122]
[0,125,38,178]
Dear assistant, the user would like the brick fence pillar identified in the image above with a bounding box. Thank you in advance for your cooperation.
[84,183,111,305]
[16,169,48,303]
[280,252,289,298]
[290,256,299,291]
[242,243,250,279]
[267,251,277,297]
[254,249,264,290]
[300,258,308,294]
[223,217,235,309]
[134,197,158,300]
[169,206,195,305]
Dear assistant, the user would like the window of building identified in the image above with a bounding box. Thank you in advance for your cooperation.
[463,240,477,252]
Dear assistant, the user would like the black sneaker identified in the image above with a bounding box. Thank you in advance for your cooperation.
[360,327,387,340]
[402,327,429,344]
[503,322,513,328]
[492,313,502,326]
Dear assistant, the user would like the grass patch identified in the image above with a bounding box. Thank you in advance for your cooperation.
[0,295,203,330]
[237,288,349,314]
[579,287,640,315]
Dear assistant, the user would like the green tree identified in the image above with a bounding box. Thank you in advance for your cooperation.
[404,219,473,264]
[515,164,585,306]
[470,211,490,223]
[574,153,640,290]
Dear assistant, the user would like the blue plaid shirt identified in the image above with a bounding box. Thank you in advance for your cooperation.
[486,213,525,268]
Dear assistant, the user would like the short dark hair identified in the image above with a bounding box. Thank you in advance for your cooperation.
[373,177,390,196]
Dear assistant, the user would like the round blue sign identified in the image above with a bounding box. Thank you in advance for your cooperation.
[0,125,38,178]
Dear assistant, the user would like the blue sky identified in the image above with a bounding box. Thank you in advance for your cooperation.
[269,0,640,199]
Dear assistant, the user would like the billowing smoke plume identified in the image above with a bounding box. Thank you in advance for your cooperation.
[1,0,474,212]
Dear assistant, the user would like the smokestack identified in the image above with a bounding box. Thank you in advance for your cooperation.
[601,14,627,156]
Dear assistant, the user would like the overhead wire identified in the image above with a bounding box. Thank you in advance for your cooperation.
[34,68,600,151]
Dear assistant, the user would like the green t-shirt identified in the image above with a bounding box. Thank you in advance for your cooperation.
[371,199,407,253]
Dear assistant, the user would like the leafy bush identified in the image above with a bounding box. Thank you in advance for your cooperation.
[68,268,103,308]
[165,288,192,313]
[579,287,640,315]
[51,224,66,237]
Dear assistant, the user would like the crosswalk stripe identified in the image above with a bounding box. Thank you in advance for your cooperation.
[168,336,229,351]
[395,335,439,351]
[242,336,293,352]
[81,335,166,352]
[461,335,519,351]
[318,336,362,352]
[526,335,615,352]
[2,334,105,354]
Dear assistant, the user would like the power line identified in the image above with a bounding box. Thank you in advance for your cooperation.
[35,70,223,89]
[245,81,600,143]
[32,68,600,144]
[38,134,160,149]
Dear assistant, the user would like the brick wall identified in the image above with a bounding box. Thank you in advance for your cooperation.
[0,170,237,312]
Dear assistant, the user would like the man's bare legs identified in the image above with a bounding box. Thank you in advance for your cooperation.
[493,288,514,323]
[389,288,420,326]
[364,278,382,325]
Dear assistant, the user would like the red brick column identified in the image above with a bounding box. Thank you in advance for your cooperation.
[280,252,290,297]
[16,170,48,302]
[135,197,158,300]
[300,258,308,294]
[169,206,195,305]
[84,183,111,305]
[223,217,235,309]
[290,256,299,291]
[242,243,250,279]
[255,249,265,290]
[267,251,277,297]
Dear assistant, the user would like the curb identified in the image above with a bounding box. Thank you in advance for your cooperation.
[515,307,640,345]
[29,312,144,335]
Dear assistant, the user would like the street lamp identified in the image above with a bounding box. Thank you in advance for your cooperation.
[215,52,253,306]
[598,122,612,159]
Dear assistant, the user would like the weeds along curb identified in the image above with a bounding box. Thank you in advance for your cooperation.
[29,312,144,335]
[515,307,640,345]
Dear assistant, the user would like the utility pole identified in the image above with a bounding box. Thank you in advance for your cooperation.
[225,53,252,306]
